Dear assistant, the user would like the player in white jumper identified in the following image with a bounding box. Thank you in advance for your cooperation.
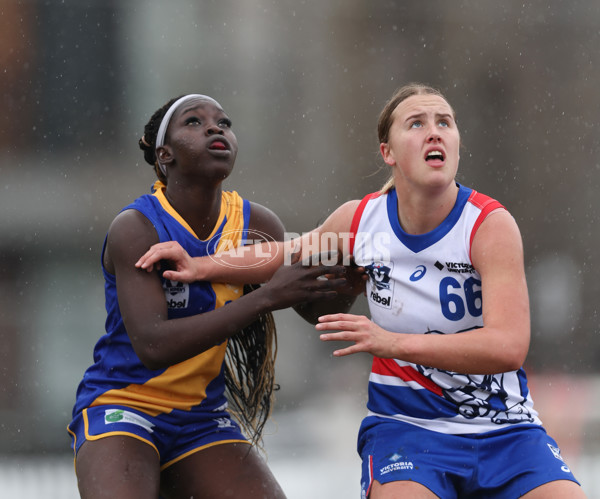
[136,84,586,498]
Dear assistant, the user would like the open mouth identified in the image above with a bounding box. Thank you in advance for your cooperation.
[425,150,444,162]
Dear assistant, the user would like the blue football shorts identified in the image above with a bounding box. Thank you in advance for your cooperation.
[67,404,248,470]
[358,416,580,499]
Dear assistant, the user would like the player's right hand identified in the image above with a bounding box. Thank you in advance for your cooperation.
[135,241,198,283]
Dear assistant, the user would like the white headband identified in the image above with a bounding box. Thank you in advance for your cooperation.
[155,94,221,175]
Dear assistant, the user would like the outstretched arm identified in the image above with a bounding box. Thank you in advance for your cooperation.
[134,199,367,324]
[317,210,530,375]
[135,238,290,284]
[135,200,303,283]
[111,209,346,370]
[135,199,365,286]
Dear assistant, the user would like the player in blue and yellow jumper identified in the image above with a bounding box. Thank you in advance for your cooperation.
[67,94,344,498]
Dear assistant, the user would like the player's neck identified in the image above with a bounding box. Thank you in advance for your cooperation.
[165,184,223,240]
[395,182,458,235]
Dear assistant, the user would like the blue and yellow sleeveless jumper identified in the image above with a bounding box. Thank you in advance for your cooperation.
[68,182,251,464]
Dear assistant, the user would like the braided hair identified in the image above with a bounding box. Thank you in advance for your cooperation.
[225,284,279,448]
[138,98,279,447]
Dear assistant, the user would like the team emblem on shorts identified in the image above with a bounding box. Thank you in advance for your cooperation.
[365,261,394,308]
[380,450,414,474]
[104,409,155,433]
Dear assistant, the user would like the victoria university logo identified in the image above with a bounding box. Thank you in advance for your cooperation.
[365,261,394,308]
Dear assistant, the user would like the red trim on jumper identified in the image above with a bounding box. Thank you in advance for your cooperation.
[468,190,505,262]
[349,191,381,255]
[367,454,374,496]
[372,357,443,396]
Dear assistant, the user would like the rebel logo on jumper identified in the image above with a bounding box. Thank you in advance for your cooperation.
[163,279,189,309]
[365,261,394,308]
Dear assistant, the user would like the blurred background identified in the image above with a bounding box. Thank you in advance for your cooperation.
[1,0,599,497]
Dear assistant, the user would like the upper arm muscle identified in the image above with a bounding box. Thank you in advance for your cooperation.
[471,210,530,364]
[105,210,166,357]
[310,200,361,257]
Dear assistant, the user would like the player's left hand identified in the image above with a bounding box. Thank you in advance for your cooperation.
[309,253,367,296]
[339,256,367,296]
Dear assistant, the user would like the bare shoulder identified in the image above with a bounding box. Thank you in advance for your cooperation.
[333,199,362,217]
[318,199,362,234]
[108,209,157,244]
[475,208,522,241]
[105,209,159,272]
[248,201,285,241]
[471,208,524,272]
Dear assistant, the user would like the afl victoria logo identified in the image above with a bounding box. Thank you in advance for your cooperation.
[365,261,394,308]
[365,262,392,290]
